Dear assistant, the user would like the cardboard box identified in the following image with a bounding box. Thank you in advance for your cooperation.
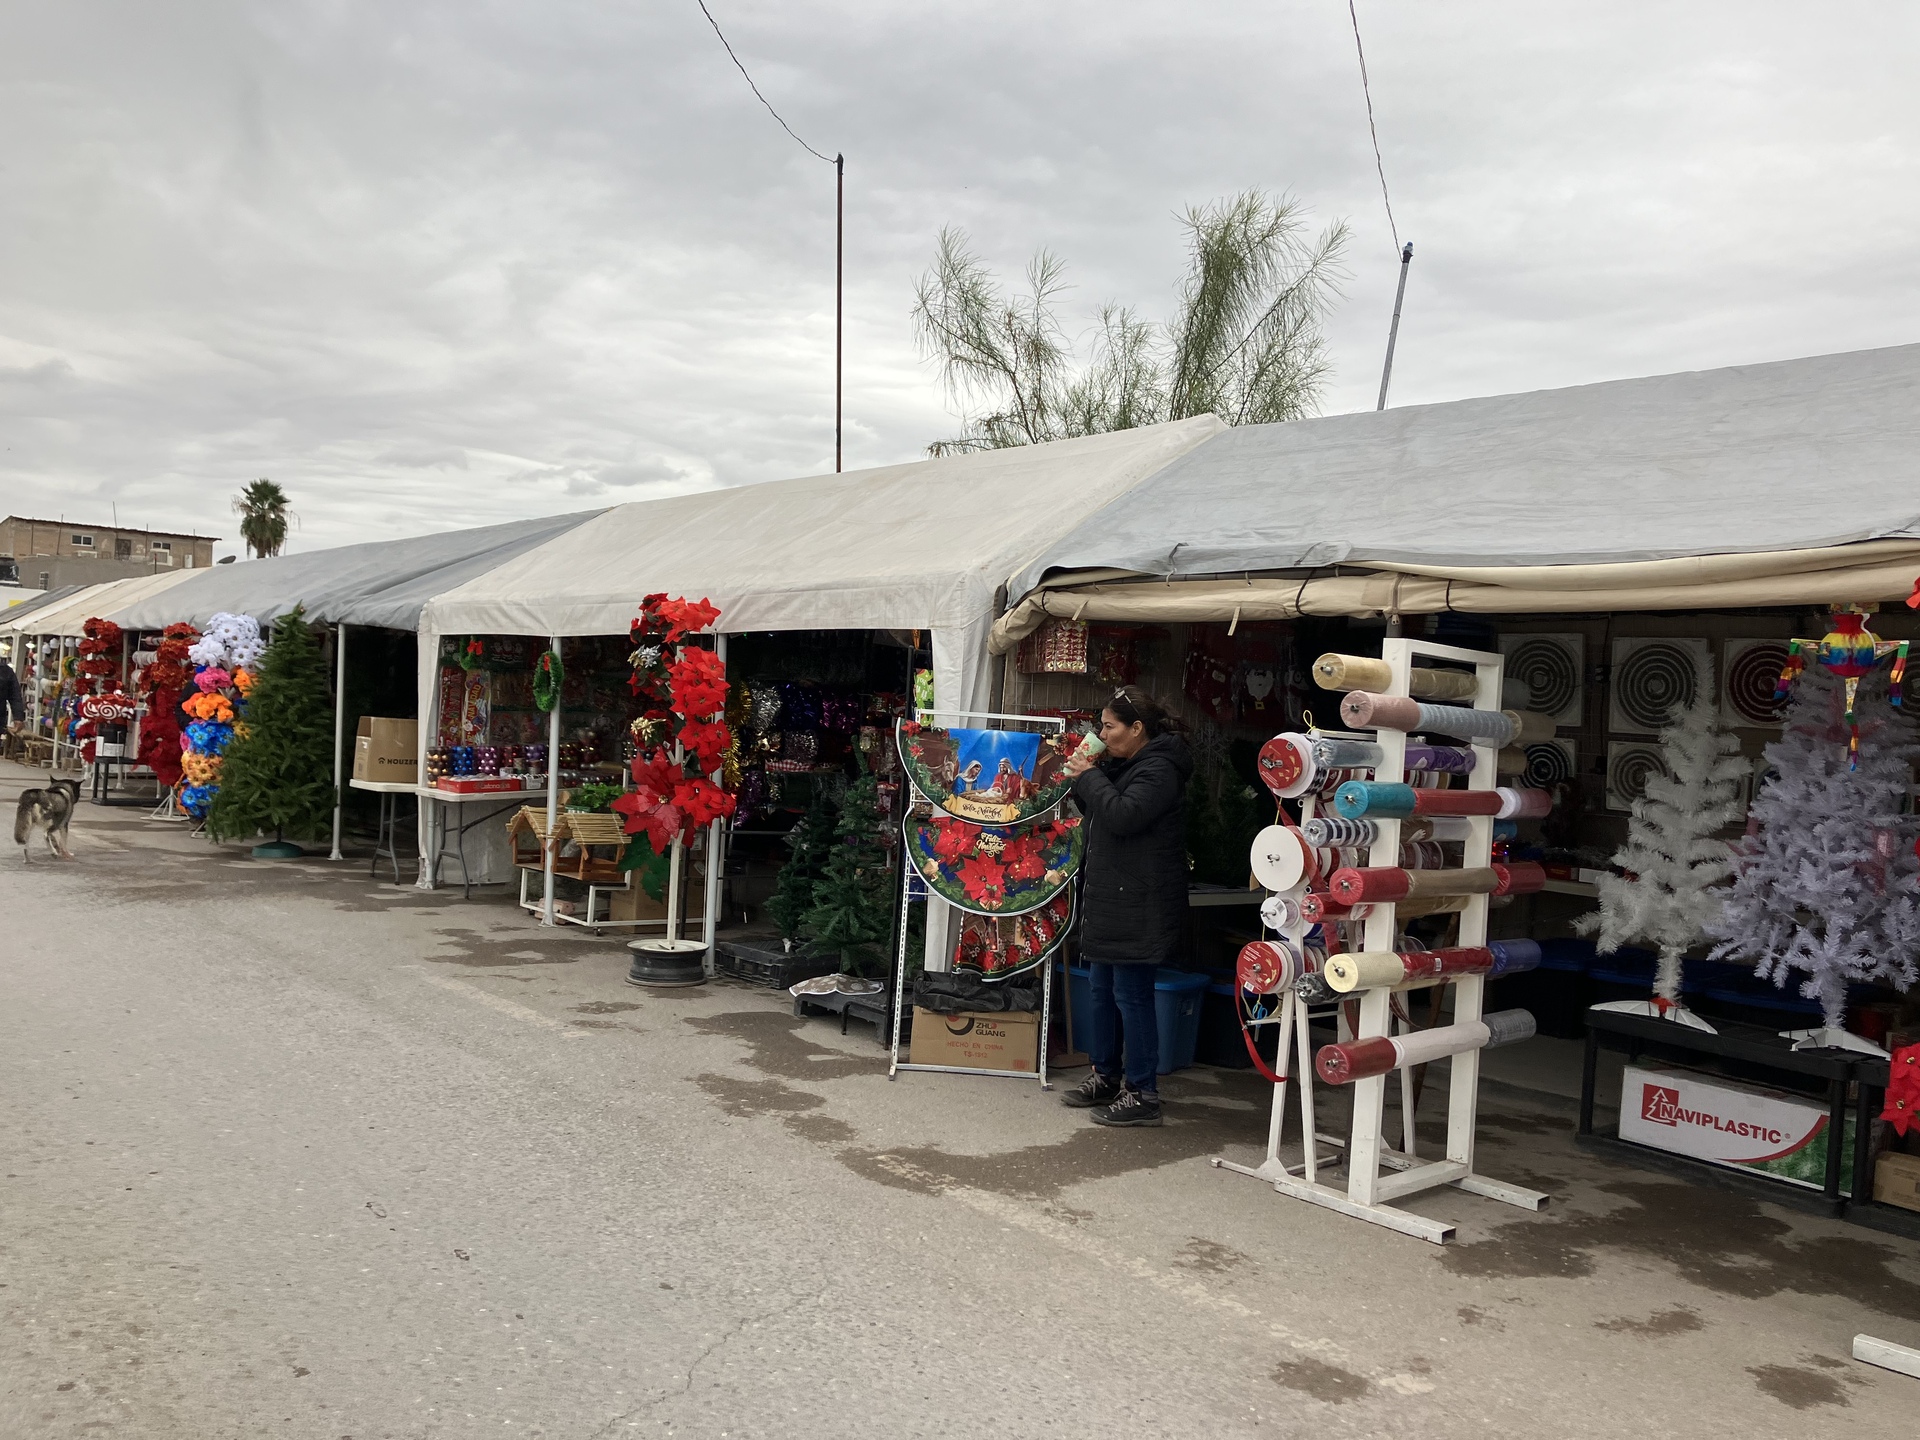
[1874,1151,1920,1213]
[909,1007,1039,1073]
[353,717,419,783]
[1619,1064,1855,1194]
[434,775,525,795]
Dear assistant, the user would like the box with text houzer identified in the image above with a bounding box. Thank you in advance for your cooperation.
[352,716,419,783]
[1618,1064,1855,1194]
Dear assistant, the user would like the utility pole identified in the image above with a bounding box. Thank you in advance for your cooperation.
[835,153,844,473]
[1376,241,1413,411]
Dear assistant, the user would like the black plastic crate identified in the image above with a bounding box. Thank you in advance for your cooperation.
[715,940,841,990]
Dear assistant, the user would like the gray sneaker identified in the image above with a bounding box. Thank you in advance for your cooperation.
[1060,1072,1124,1109]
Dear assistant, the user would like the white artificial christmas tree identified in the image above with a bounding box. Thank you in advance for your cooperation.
[1577,697,1747,1032]
[1708,664,1920,1055]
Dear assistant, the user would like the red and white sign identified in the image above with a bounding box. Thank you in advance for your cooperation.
[1618,1064,1826,1168]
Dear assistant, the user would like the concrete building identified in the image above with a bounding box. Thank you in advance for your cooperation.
[0,516,220,592]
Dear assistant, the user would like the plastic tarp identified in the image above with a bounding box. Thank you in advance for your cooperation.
[3,571,199,639]
[108,512,604,633]
[993,345,1920,644]
[420,416,1225,716]
[1,583,86,627]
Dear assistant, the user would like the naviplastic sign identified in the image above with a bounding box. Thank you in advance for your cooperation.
[1618,1064,1853,1193]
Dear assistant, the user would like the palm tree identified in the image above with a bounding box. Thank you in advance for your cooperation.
[233,480,292,559]
[912,192,1349,455]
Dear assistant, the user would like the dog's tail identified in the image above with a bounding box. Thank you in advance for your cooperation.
[14,796,40,846]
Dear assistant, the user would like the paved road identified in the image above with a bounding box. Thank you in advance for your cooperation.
[4,763,1918,1437]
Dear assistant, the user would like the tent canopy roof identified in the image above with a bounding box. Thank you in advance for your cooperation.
[421,417,1224,640]
[109,512,603,632]
[2,583,87,630]
[4,571,199,638]
[1009,344,1920,598]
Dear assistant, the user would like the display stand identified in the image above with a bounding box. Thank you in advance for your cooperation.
[1218,638,1549,1244]
[1577,1006,1910,1232]
[888,708,1066,1090]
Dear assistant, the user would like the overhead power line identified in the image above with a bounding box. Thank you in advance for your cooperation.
[694,2,847,471]
[697,0,834,165]
[1347,1,1400,254]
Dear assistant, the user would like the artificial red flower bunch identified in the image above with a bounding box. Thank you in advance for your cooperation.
[612,595,737,859]
[142,623,200,694]
[76,617,123,687]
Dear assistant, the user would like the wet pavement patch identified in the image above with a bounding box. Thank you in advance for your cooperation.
[694,1073,825,1118]
[572,1001,643,1014]
[684,1010,875,1082]
[1595,1306,1704,1337]
[1174,1237,1254,1274]
[1271,1355,1370,1403]
[424,927,608,967]
[838,1097,1261,1202]
[1747,1362,1851,1409]
[1438,1178,1920,1322]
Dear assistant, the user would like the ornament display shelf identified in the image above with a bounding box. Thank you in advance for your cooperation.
[1577,1007,1910,1235]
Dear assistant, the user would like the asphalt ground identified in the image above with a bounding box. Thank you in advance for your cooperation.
[4,759,1917,1438]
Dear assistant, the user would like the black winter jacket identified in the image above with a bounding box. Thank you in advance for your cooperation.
[1071,732,1193,965]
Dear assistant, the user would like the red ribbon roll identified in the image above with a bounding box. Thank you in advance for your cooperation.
[1491,861,1546,896]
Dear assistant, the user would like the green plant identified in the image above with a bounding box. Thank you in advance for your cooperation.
[206,608,334,843]
[911,192,1349,454]
[800,760,894,975]
[233,479,292,559]
[768,784,837,942]
[565,781,627,813]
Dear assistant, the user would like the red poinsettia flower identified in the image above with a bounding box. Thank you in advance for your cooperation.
[612,788,683,850]
[679,717,732,773]
[956,856,1007,904]
[669,648,729,719]
[654,596,721,643]
[674,776,737,827]
[929,819,975,864]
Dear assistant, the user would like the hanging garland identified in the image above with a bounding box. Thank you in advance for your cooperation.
[533,649,564,712]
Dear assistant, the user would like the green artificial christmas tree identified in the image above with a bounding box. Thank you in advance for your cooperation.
[768,784,837,942]
[800,761,895,975]
[207,607,336,854]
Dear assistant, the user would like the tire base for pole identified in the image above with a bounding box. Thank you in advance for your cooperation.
[251,840,304,860]
[626,938,707,988]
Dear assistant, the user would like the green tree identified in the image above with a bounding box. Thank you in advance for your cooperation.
[911,192,1349,455]
[800,763,894,975]
[767,783,837,941]
[207,608,335,844]
[234,479,293,559]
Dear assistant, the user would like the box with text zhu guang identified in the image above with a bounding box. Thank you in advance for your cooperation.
[1618,1063,1855,1194]
[352,717,419,784]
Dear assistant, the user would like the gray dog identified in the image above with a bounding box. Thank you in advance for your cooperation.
[15,778,79,861]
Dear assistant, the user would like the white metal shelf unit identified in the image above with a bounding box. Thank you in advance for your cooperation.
[1222,638,1549,1244]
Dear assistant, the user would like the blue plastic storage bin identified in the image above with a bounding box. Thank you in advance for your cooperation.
[1066,966,1212,1074]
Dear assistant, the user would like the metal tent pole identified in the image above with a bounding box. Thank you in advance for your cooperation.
[542,636,562,927]
[702,633,728,976]
[329,623,348,861]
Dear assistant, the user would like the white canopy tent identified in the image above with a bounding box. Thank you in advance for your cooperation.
[420,417,1226,725]
[108,512,604,633]
[992,345,1920,646]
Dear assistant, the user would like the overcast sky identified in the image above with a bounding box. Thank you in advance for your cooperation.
[3,2,1917,557]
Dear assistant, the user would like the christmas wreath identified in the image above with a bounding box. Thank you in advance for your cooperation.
[533,649,563,713]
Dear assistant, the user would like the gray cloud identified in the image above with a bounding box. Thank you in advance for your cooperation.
[2,2,1915,557]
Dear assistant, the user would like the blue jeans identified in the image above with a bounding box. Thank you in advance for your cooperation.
[1087,962,1159,1093]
